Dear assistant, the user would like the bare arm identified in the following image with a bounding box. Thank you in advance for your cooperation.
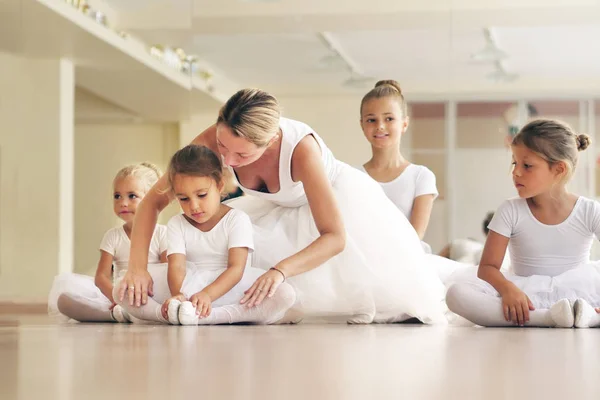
[241,135,345,307]
[94,251,116,304]
[478,231,533,325]
[477,231,511,294]
[167,254,187,296]
[277,135,346,278]
[190,124,219,152]
[128,175,173,272]
[409,194,435,240]
[200,247,248,301]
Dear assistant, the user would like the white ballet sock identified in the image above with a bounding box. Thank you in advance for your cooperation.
[574,299,600,328]
[179,283,296,326]
[56,293,114,322]
[549,299,574,328]
[167,299,182,325]
[117,297,168,324]
[110,305,131,323]
[275,307,304,325]
[446,283,573,328]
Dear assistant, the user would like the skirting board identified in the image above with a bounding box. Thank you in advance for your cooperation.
[0,302,48,314]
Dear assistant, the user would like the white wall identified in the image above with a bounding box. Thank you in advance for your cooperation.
[278,95,370,167]
[0,52,74,301]
[454,149,516,243]
[179,110,221,147]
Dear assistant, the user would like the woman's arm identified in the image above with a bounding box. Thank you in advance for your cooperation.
[241,135,345,307]
[410,194,435,240]
[117,174,172,306]
[278,135,345,277]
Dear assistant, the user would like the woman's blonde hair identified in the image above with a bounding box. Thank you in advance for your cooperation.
[512,118,591,183]
[217,88,281,147]
[360,79,407,117]
[113,162,162,192]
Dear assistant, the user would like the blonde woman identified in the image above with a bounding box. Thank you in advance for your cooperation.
[119,89,446,324]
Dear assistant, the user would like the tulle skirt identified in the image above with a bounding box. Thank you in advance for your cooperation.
[227,163,447,324]
[446,262,600,309]
[154,264,266,307]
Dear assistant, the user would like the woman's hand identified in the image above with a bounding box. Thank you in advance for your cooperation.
[118,268,154,307]
[240,268,285,308]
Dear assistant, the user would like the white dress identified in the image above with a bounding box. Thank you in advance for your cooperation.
[448,197,600,308]
[226,117,446,323]
[360,164,437,254]
[48,225,168,318]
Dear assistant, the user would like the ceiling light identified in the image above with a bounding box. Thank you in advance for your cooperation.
[343,74,376,89]
[471,27,508,63]
[486,62,518,83]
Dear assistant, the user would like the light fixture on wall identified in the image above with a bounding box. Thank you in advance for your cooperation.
[471,27,508,63]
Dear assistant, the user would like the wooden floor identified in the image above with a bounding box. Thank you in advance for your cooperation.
[1,315,599,400]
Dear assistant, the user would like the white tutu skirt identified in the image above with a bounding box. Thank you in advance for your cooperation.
[147,264,266,306]
[48,264,169,319]
[227,163,446,323]
[425,254,470,286]
[446,262,600,309]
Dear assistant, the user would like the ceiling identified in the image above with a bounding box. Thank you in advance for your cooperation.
[6,0,600,100]
[92,0,600,98]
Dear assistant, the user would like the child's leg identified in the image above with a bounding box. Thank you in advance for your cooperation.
[56,293,115,323]
[117,297,168,324]
[112,281,168,324]
[446,283,573,328]
[179,282,296,325]
[50,274,117,322]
